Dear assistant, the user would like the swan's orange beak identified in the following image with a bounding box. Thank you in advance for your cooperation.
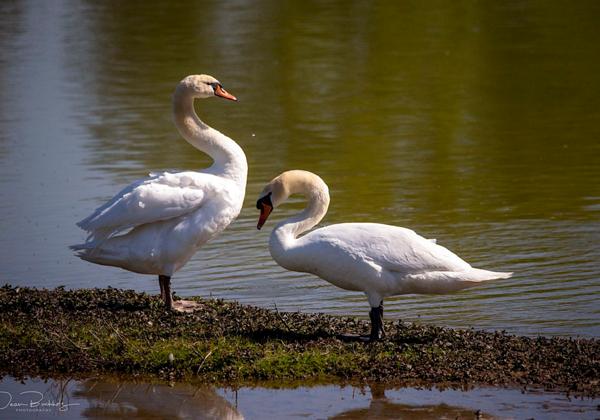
[256,194,273,230]
[214,85,237,101]
[257,203,272,230]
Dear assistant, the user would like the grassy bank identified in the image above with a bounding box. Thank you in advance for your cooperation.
[0,285,598,396]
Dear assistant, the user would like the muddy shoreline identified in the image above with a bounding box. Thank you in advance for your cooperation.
[0,285,597,396]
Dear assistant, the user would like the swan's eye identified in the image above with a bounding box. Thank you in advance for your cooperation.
[256,192,273,209]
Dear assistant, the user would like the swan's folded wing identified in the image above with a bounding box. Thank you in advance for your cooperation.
[77,172,208,237]
[310,223,471,275]
[363,225,471,274]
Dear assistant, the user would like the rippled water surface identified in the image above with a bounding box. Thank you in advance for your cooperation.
[1,0,599,337]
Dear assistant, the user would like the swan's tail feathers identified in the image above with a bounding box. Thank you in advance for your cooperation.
[70,227,114,260]
[466,268,513,282]
[69,241,126,267]
[404,268,513,294]
[69,242,96,260]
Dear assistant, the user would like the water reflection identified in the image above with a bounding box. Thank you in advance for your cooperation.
[0,0,599,336]
[75,378,242,419]
[329,385,494,419]
[2,376,597,419]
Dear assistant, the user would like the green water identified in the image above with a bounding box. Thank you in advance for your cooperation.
[1,0,599,336]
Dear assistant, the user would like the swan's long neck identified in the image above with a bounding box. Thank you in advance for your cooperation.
[269,177,330,262]
[173,86,247,185]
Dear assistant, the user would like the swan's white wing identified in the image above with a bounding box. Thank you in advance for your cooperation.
[305,222,471,275]
[77,171,210,238]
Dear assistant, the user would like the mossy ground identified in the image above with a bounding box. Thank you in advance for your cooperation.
[0,285,598,396]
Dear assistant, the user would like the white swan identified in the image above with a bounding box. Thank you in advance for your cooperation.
[72,74,247,310]
[256,170,512,341]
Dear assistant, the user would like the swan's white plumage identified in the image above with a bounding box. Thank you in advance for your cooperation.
[72,75,247,280]
[259,170,512,309]
[77,171,208,237]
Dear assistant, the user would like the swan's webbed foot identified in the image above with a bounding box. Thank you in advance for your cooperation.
[159,275,173,310]
[158,276,203,312]
[172,299,204,313]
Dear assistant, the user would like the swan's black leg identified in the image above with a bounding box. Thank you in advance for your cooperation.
[378,301,385,338]
[159,275,173,310]
[337,301,385,343]
[159,276,165,301]
[369,300,385,341]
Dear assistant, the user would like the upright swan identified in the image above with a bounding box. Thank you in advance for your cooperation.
[256,170,512,341]
[72,75,247,310]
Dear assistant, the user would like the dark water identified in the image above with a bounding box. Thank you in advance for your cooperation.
[1,0,600,337]
[1,376,598,419]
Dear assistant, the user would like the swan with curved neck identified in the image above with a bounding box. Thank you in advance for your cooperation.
[72,74,247,310]
[256,170,512,341]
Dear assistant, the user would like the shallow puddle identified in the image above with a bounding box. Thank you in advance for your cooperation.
[0,376,597,419]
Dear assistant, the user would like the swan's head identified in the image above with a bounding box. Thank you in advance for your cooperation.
[256,170,329,230]
[179,74,237,101]
[255,177,283,230]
